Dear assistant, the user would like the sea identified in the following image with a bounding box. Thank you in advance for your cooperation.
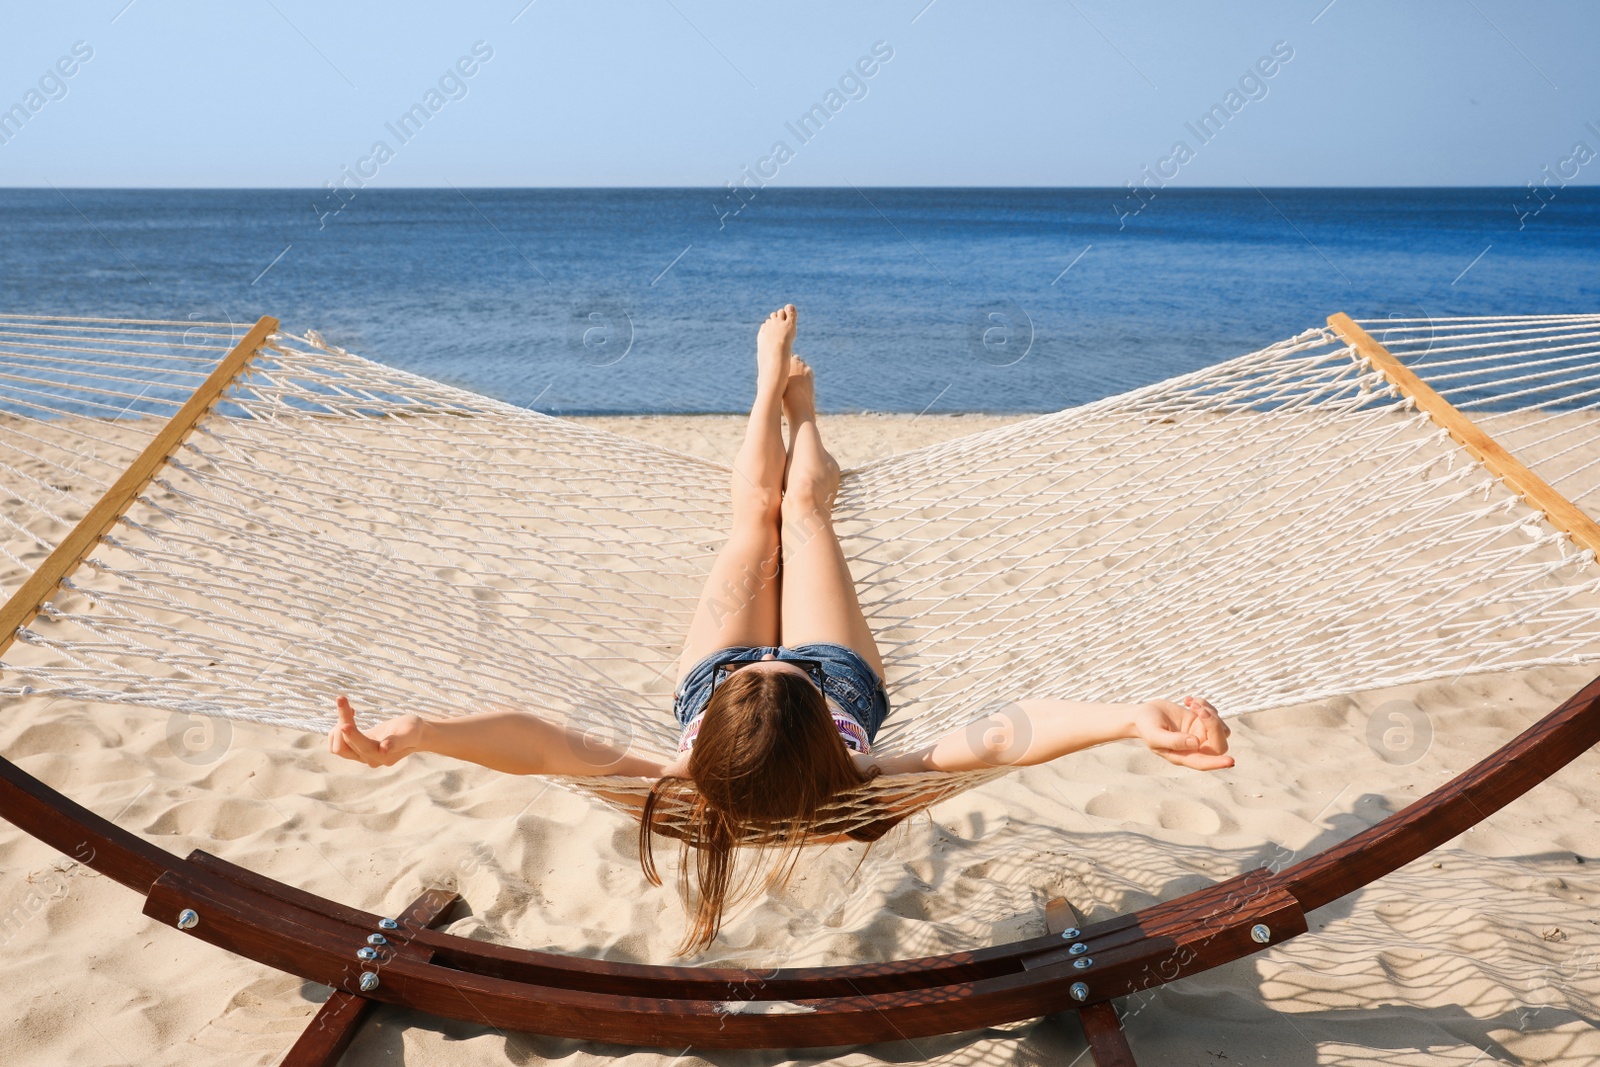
[1,187,1595,414]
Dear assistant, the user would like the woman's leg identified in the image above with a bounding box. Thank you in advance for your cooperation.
[777,358,886,680]
[674,305,797,683]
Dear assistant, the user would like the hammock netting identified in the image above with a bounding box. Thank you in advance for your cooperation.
[1,313,1598,839]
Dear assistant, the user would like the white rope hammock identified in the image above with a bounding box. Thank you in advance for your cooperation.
[1,312,1598,837]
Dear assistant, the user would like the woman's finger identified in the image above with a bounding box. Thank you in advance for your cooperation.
[329,696,347,755]
[1185,702,1227,752]
[1161,749,1233,771]
[1148,727,1200,752]
[339,721,383,763]
[342,725,378,761]
[331,696,377,763]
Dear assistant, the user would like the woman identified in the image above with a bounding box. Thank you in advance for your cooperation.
[330,304,1232,952]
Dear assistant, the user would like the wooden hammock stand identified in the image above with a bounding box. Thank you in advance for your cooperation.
[1,314,1598,1066]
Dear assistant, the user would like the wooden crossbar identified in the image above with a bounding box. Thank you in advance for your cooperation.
[1046,896,1137,1066]
[0,315,277,657]
[280,886,460,1067]
[1329,312,1600,557]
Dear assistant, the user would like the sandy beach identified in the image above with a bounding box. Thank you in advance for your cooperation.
[2,412,1599,1067]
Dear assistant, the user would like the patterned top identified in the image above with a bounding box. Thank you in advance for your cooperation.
[678,704,872,755]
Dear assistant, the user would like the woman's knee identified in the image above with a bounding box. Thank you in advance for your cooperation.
[781,472,837,520]
[732,480,784,525]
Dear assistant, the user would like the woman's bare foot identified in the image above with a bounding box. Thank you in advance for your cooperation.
[783,355,816,420]
[756,304,797,397]
[782,356,839,507]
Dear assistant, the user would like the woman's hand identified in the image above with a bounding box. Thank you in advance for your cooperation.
[328,694,428,768]
[1130,696,1233,770]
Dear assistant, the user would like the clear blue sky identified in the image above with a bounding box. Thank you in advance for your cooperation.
[2,0,1596,187]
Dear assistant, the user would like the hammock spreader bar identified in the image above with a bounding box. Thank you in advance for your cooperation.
[0,315,277,643]
[1329,313,1600,556]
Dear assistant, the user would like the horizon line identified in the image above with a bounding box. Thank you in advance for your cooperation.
[0,183,1595,192]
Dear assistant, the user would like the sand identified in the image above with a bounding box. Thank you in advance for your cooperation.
[2,413,1599,1067]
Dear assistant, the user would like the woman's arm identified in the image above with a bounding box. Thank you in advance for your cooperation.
[867,696,1232,775]
[327,695,673,777]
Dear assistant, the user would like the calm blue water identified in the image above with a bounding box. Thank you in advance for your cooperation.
[1,187,1595,414]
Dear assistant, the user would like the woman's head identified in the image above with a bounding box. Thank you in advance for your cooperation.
[639,662,878,953]
[689,661,862,818]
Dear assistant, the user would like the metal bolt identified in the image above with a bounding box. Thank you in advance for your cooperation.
[358,971,380,992]
[1070,982,1089,1002]
[378,918,399,930]
[1250,923,1271,944]
[357,946,378,961]
[1058,927,1080,940]
[1073,957,1094,969]
[176,909,199,930]
[367,933,387,946]
[1068,942,1088,956]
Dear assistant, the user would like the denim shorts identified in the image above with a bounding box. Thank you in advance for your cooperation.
[673,643,891,743]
